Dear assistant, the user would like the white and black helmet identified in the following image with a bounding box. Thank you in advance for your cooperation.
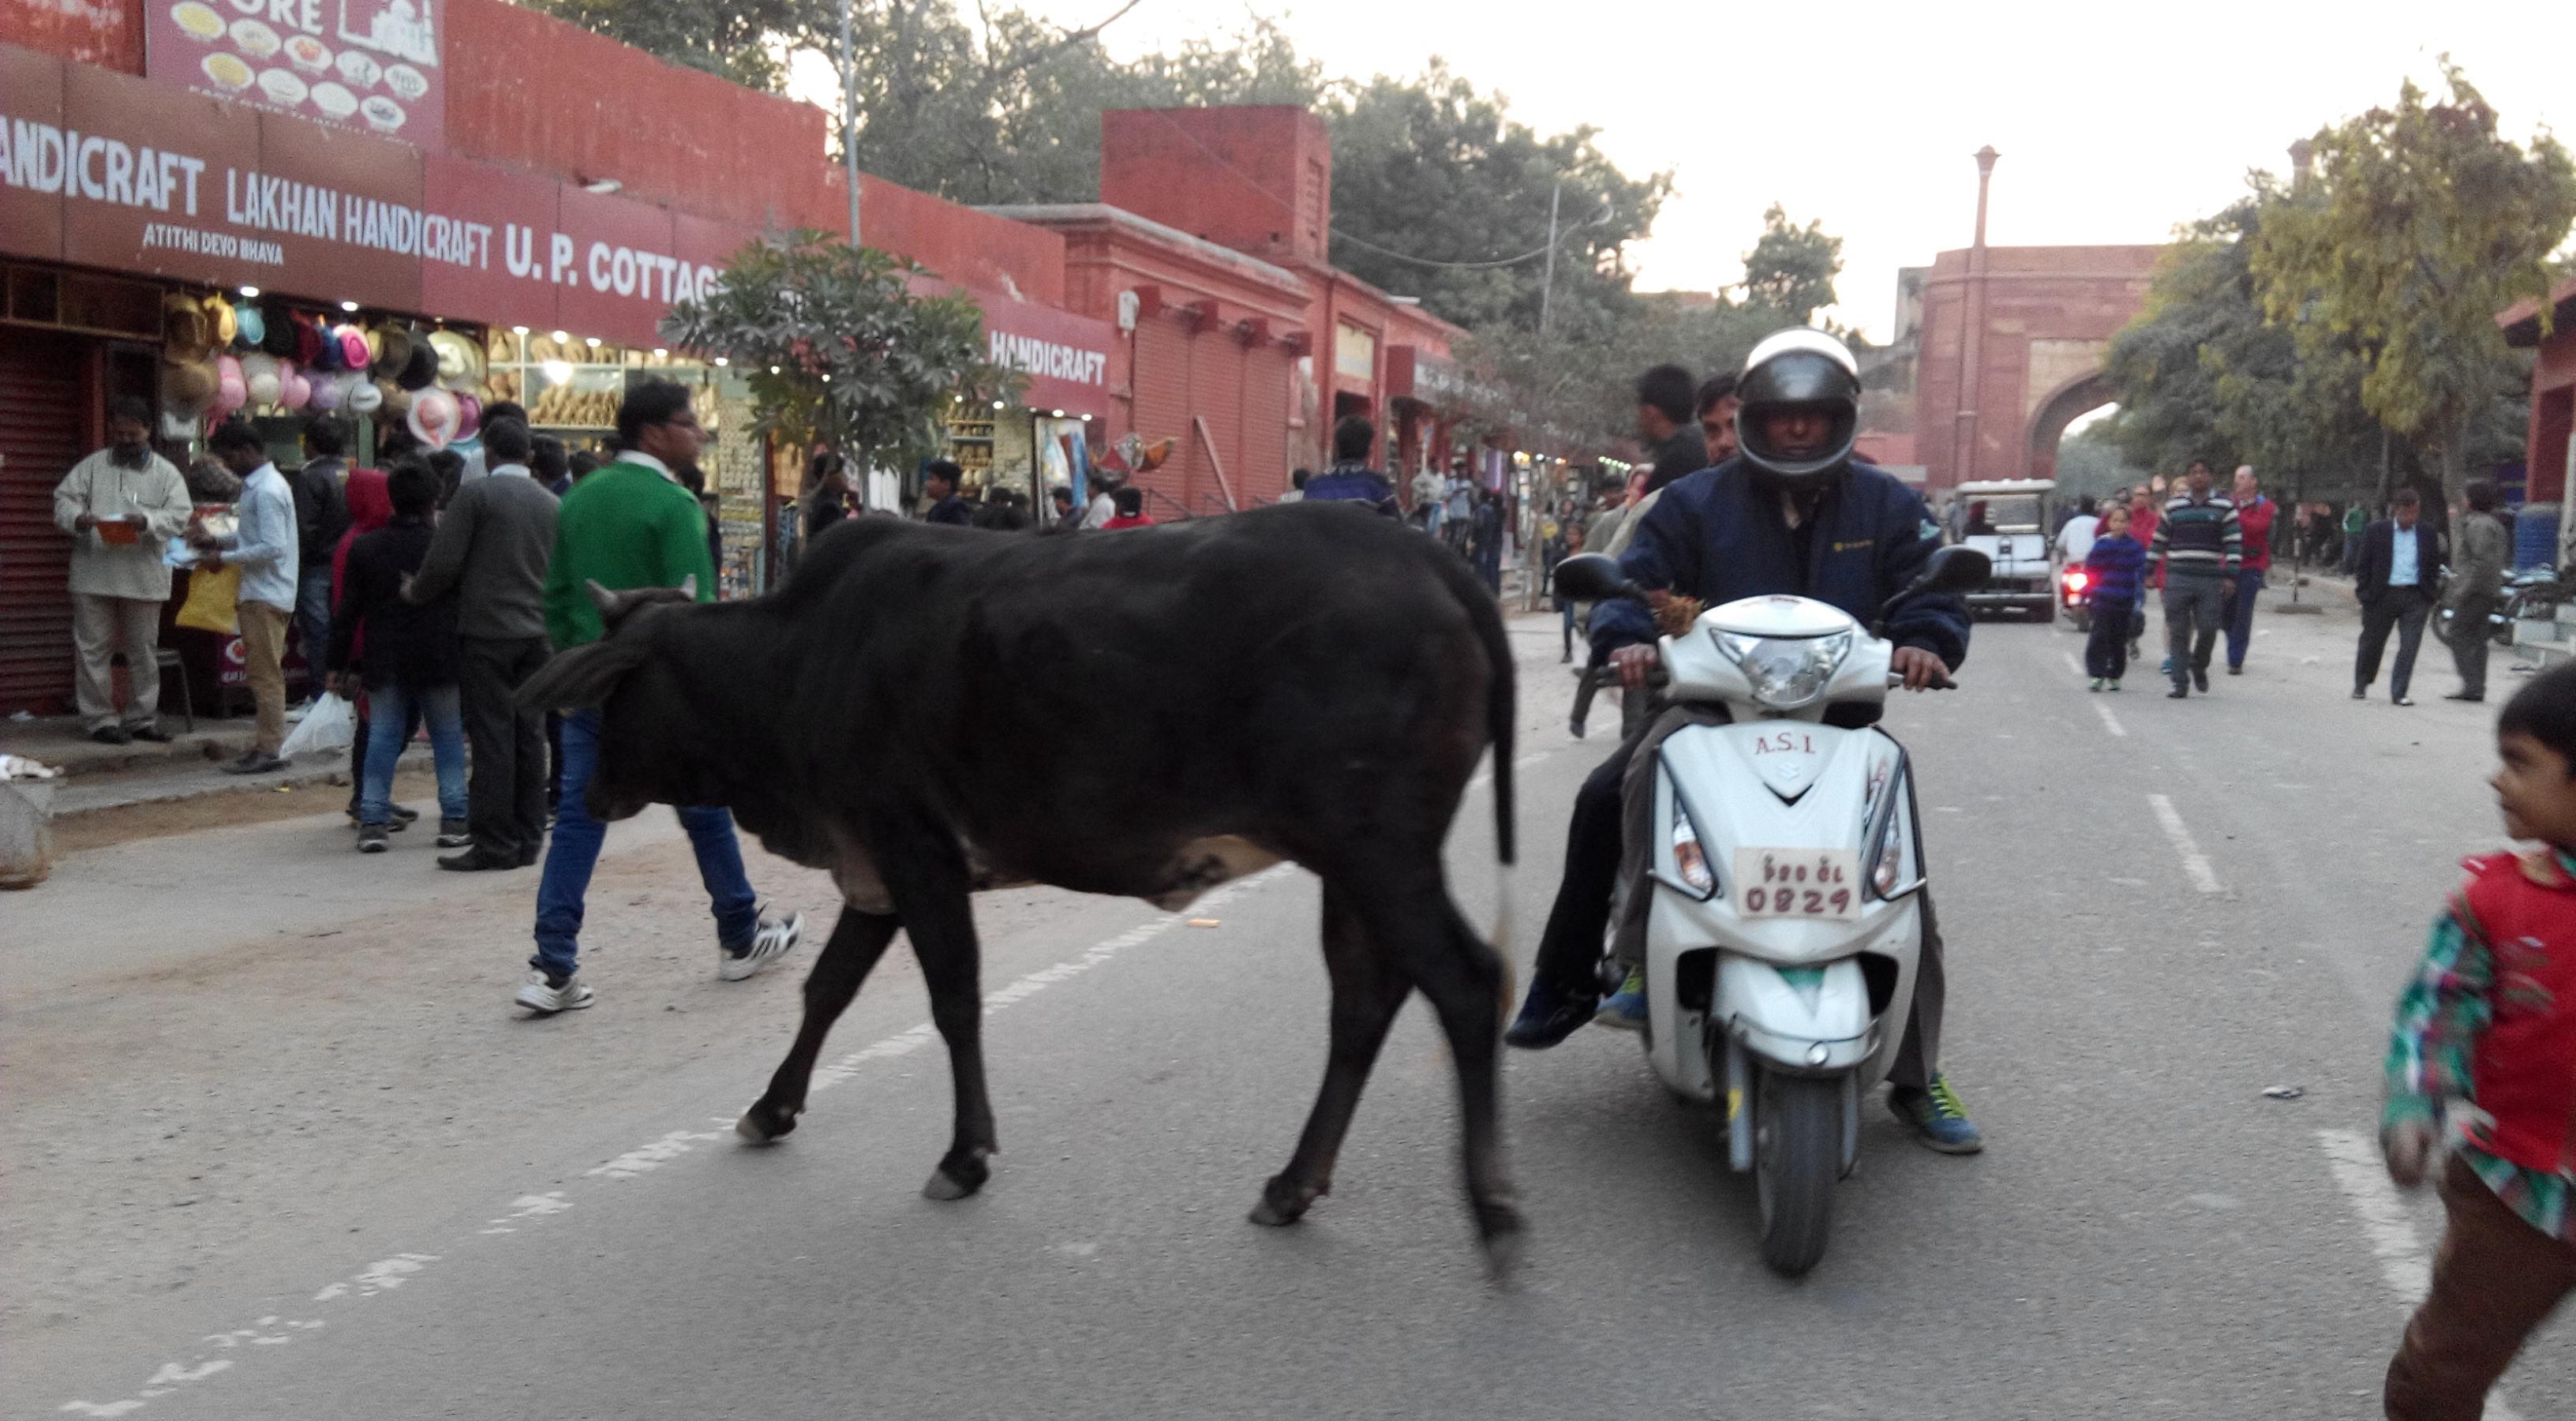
[1735,328,1862,486]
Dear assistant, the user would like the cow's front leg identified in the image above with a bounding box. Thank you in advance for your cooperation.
[737,907,900,1144]
[887,853,996,1202]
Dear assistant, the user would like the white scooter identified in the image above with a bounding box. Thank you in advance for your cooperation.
[1551,547,1989,1276]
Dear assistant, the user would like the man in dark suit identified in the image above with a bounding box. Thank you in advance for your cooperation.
[2354,488,2446,707]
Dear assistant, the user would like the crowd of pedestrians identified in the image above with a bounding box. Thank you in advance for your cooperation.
[2064,465,2520,709]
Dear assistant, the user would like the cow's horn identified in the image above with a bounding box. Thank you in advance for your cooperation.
[586,579,625,621]
[677,573,698,601]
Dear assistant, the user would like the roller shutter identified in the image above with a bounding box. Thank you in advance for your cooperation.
[0,332,87,713]
[1129,317,1192,519]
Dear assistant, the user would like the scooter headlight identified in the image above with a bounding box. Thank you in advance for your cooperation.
[1711,630,1852,710]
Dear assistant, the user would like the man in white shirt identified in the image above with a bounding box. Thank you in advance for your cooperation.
[196,421,300,772]
[2055,496,2101,563]
[1410,466,1444,532]
[52,396,193,744]
[1083,482,1119,530]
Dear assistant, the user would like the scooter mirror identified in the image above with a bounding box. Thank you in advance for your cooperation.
[1552,553,1634,602]
[1918,546,1992,595]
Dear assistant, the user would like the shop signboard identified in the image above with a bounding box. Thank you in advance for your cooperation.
[147,0,446,153]
[1333,321,1375,385]
[0,47,751,347]
[979,298,1114,419]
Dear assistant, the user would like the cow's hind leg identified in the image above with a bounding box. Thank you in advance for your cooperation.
[890,870,998,1202]
[1251,883,1409,1228]
[1349,867,1524,1273]
[737,907,901,1144]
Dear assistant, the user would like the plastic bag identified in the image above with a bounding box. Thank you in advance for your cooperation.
[175,565,241,635]
[279,692,356,759]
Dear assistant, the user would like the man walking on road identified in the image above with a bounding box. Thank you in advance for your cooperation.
[2223,467,2275,675]
[52,396,193,745]
[197,420,298,773]
[2439,480,2510,703]
[406,417,558,872]
[2354,489,2443,707]
[519,381,802,1014]
[2149,459,2241,699]
[290,418,350,707]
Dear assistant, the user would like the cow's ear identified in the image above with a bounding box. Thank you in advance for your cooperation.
[518,636,652,711]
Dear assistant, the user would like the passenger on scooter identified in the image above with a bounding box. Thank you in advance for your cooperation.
[1504,328,1985,1153]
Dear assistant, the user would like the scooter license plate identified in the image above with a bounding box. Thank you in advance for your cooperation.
[1733,849,1861,919]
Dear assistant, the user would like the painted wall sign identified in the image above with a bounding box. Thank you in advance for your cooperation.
[147,0,447,152]
[1,45,750,347]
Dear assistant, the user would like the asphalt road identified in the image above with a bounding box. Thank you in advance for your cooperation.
[7,588,2565,1419]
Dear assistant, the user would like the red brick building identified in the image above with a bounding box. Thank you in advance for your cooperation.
[1912,245,2160,490]
[2500,276,2576,507]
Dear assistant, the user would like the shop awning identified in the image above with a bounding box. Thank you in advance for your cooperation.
[1386,344,1490,413]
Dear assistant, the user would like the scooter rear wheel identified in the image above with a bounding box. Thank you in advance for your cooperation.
[1754,1070,1840,1277]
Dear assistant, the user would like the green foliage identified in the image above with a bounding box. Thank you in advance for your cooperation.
[2250,61,2576,492]
[522,0,803,91]
[2052,424,2148,502]
[660,231,1014,472]
[1740,204,1843,327]
[2104,187,2389,502]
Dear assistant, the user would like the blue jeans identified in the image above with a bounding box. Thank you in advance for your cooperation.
[295,566,335,696]
[361,683,466,826]
[531,709,758,981]
[2223,567,2266,668]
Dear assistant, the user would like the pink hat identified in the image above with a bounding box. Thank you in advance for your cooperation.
[336,325,370,369]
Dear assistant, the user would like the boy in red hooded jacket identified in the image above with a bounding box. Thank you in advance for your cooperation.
[2381,659,2576,1417]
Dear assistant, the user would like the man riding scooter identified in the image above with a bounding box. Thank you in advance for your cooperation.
[1505,328,1985,1154]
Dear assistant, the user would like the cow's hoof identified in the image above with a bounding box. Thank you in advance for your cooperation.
[921,1149,990,1201]
[735,1100,798,1145]
[1248,1174,1318,1228]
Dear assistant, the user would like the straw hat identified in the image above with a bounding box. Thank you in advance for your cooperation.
[163,356,219,410]
[203,294,237,347]
[427,329,484,387]
[369,324,412,380]
[162,295,212,358]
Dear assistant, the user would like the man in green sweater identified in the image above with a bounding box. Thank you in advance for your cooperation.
[517,380,803,1014]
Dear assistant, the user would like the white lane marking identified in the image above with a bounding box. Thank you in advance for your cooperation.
[2062,651,2085,677]
[1470,748,1553,789]
[58,868,1300,1418]
[2316,1128,2524,1421]
[2146,793,2224,894]
[2095,703,2128,738]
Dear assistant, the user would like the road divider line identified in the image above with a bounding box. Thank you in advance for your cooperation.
[57,866,1302,1421]
[2095,703,2128,737]
[2146,793,2223,894]
[2316,1127,2523,1421]
[2062,651,2085,678]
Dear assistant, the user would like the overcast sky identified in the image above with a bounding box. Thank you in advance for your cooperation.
[975,0,2564,340]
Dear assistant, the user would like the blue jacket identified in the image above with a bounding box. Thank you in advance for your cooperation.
[2083,533,2147,606]
[1593,458,1969,669]
[1302,462,1398,516]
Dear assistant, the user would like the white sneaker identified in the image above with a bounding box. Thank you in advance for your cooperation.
[717,906,804,982]
[515,969,596,1014]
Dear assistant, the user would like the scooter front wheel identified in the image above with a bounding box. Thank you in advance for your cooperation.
[1754,1069,1840,1277]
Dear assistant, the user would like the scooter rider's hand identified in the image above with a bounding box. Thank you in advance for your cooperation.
[1612,644,1659,690]
[1890,646,1952,692]
[2383,1117,2439,1189]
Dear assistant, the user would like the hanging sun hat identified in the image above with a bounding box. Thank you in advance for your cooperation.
[259,301,296,358]
[203,294,238,348]
[279,366,311,411]
[369,324,411,380]
[396,338,438,391]
[453,392,482,438]
[375,379,411,417]
[306,374,343,412]
[335,324,371,370]
[292,312,325,367]
[426,329,483,387]
[163,356,219,411]
[215,358,247,414]
[235,303,266,350]
[407,387,461,448]
[245,366,282,407]
[345,377,384,414]
[162,294,212,358]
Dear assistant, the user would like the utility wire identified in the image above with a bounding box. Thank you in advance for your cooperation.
[1143,107,1599,272]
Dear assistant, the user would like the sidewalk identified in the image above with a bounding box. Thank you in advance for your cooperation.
[1,710,425,819]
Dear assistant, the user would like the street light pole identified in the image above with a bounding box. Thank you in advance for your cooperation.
[1538,179,1562,337]
[840,0,862,247]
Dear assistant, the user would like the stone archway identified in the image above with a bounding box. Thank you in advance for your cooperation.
[2026,369,2116,481]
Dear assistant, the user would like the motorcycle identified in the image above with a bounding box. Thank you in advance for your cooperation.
[2057,561,2095,633]
[1549,546,1990,1277]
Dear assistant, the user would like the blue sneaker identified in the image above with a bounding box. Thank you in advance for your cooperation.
[1593,967,1647,1031]
[1504,979,1598,1050]
[1889,1074,1984,1154]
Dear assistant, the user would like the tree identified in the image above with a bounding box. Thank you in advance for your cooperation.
[522,0,806,91]
[1739,204,1842,327]
[2250,62,2576,497]
[2102,187,2384,501]
[661,232,1015,474]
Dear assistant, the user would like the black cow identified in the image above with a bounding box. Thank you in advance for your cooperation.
[522,503,1524,1264]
